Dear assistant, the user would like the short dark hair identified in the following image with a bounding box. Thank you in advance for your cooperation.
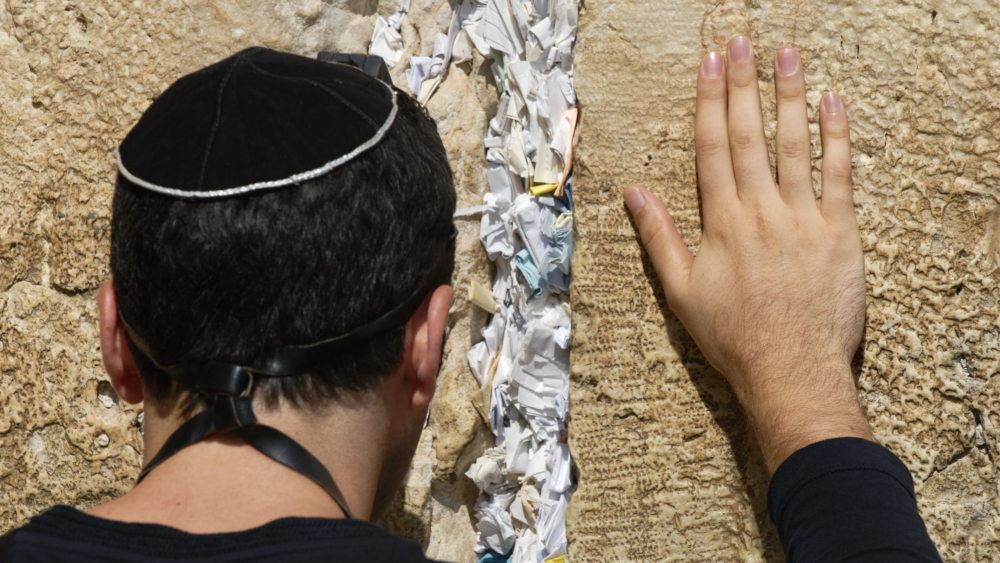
[111,89,456,410]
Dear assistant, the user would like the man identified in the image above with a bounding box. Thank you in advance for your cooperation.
[0,39,941,562]
[6,47,456,562]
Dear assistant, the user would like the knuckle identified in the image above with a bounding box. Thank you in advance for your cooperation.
[776,138,808,161]
[696,134,728,158]
[776,83,806,105]
[824,121,851,141]
[704,206,739,241]
[641,218,667,248]
[730,128,758,152]
[825,162,853,184]
[698,79,727,102]
[728,67,757,89]
[750,205,775,233]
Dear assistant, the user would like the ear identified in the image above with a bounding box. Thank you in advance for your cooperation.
[407,284,454,408]
[98,280,144,405]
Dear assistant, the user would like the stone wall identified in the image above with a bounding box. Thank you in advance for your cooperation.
[1,0,999,562]
[0,1,491,559]
[570,0,1000,561]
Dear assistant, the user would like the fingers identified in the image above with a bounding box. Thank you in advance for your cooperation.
[818,92,855,223]
[773,47,816,208]
[695,52,736,213]
[726,36,774,199]
[624,185,694,298]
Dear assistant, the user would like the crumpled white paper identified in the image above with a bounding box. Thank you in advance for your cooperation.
[368,0,411,68]
[462,1,577,560]
[474,490,518,554]
[450,0,578,557]
[467,446,516,495]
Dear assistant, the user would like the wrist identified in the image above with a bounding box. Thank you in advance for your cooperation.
[739,363,872,474]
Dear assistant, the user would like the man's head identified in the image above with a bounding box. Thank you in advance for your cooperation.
[96,48,456,519]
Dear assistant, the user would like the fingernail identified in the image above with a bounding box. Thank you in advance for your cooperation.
[702,52,724,77]
[624,187,646,215]
[776,47,797,76]
[822,91,844,114]
[729,36,751,63]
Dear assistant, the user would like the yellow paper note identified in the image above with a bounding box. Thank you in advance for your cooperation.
[417,76,442,105]
[468,280,498,313]
[471,351,499,426]
[529,182,558,196]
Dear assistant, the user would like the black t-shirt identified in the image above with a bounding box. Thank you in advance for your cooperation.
[6,438,944,562]
[9,506,442,563]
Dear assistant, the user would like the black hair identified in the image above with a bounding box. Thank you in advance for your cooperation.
[111,90,456,410]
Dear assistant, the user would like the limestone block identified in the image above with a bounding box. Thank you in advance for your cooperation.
[0,1,492,556]
[0,281,141,525]
[570,0,1000,561]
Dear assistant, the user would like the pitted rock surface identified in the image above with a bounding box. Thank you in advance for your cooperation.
[570,0,999,561]
[0,0,491,559]
[1,0,998,561]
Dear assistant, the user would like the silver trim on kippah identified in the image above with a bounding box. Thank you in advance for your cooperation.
[115,80,399,199]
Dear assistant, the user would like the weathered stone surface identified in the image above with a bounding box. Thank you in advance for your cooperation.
[0,1,491,557]
[571,0,1000,561]
[5,0,1000,561]
[0,281,142,524]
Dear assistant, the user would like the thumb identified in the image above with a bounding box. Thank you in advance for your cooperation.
[624,185,694,299]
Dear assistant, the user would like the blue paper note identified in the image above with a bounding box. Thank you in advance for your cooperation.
[514,249,547,298]
[543,224,572,293]
[479,550,511,563]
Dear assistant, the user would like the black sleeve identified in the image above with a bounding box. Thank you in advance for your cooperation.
[767,437,943,563]
[0,529,14,563]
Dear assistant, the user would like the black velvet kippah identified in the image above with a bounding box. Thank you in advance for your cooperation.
[117,47,397,198]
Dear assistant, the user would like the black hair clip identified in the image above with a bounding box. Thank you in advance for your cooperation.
[317,52,392,85]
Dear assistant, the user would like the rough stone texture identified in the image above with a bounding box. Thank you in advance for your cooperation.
[570,0,1000,561]
[4,0,1000,561]
[0,281,141,524]
[0,0,492,557]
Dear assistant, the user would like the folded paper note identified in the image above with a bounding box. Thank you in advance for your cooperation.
[368,17,405,68]
[528,182,558,196]
[470,279,499,313]
[368,0,411,68]
[513,249,546,298]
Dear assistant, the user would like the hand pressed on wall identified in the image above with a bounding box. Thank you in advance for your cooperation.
[624,37,871,474]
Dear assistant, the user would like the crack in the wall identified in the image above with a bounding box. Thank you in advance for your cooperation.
[969,407,995,472]
[700,0,726,51]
